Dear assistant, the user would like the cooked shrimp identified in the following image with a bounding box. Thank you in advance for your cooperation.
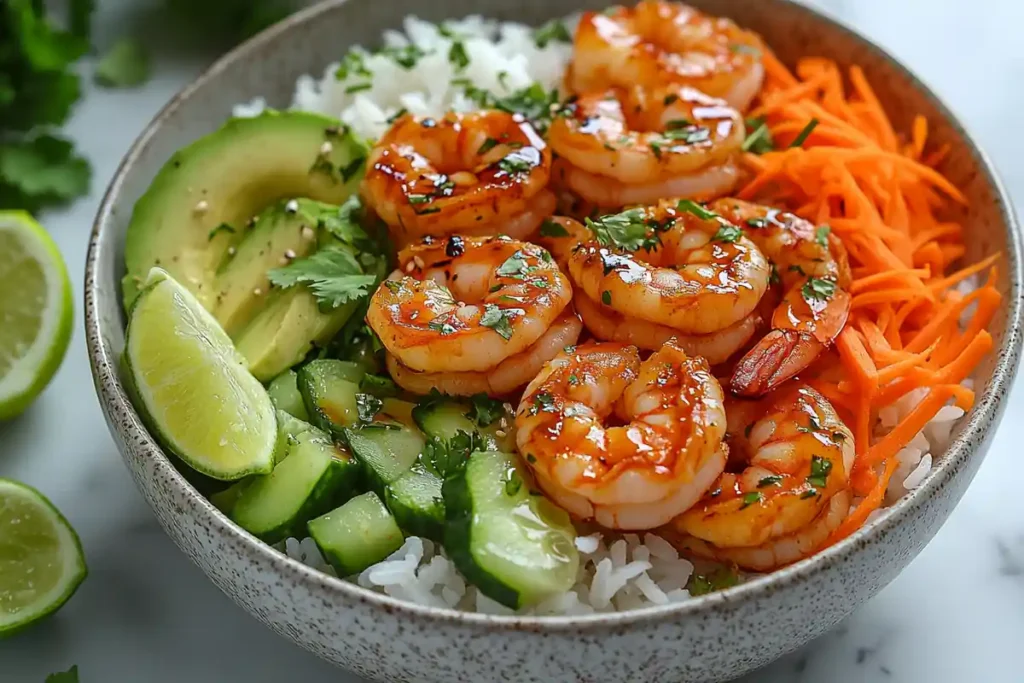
[548,86,744,207]
[567,200,771,335]
[385,309,583,396]
[361,110,555,245]
[567,1,765,111]
[366,235,571,373]
[707,199,853,396]
[515,339,727,530]
[572,289,759,363]
[671,385,854,571]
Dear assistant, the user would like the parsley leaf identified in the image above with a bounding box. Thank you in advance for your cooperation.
[268,246,378,308]
[802,277,837,302]
[480,304,514,340]
[95,38,151,88]
[533,19,572,48]
[505,468,524,496]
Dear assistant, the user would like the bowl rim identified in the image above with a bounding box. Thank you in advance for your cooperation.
[85,0,1023,630]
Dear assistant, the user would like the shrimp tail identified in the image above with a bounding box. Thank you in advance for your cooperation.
[730,329,825,397]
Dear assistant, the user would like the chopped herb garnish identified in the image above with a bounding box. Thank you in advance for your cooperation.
[802,277,837,302]
[568,373,579,385]
[585,207,661,252]
[208,223,235,240]
[469,394,505,427]
[422,430,484,478]
[665,118,691,130]
[540,219,570,237]
[807,455,832,488]
[334,51,371,80]
[497,153,535,175]
[742,117,774,154]
[746,217,767,229]
[496,252,529,277]
[676,199,717,220]
[386,108,409,125]
[356,393,383,423]
[649,140,663,159]
[407,194,431,205]
[427,315,458,336]
[384,280,403,293]
[800,488,818,500]
[769,262,781,285]
[713,224,743,243]
[663,93,679,106]
[477,137,500,155]
[687,567,740,596]
[788,264,806,275]
[463,82,561,134]
[740,491,763,509]
[267,246,378,308]
[480,304,514,340]
[526,453,537,463]
[530,391,556,415]
[533,19,572,48]
[448,41,470,70]
[758,475,783,488]
[344,82,372,94]
[601,290,612,305]
[815,224,831,248]
[505,469,524,496]
[380,44,428,70]
[789,118,820,148]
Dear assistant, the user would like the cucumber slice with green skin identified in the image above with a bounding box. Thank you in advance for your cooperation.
[267,370,310,421]
[308,491,404,577]
[443,451,579,609]
[343,423,425,493]
[385,463,445,541]
[231,420,360,544]
[297,359,364,435]
[412,397,514,451]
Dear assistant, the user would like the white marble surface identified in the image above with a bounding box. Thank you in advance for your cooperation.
[1,0,1022,680]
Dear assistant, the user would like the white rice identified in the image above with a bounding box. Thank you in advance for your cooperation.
[260,16,978,614]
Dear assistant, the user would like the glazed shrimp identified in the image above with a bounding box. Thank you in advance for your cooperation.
[360,110,555,246]
[548,86,745,207]
[567,1,765,112]
[385,309,583,396]
[572,290,759,363]
[366,235,571,374]
[568,200,771,335]
[707,199,852,396]
[515,339,727,530]
[671,385,854,571]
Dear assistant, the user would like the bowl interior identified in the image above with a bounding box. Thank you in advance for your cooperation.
[87,0,1022,623]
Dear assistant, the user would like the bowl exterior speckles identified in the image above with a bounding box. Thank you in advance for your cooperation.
[85,0,1022,681]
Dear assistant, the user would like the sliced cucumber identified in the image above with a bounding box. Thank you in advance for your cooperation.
[308,492,404,577]
[267,370,310,421]
[443,451,579,609]
[231,415,361,543]
[413,396,514,451]
[343,423,425,493]
[297,359,365,435]
[386,463,445,541]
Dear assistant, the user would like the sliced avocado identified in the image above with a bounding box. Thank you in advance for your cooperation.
[235,288,359,382]
[121,111,368,311]
[212,199,335,336]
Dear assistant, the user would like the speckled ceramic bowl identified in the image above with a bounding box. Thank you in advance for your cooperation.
[85,0,1022,681]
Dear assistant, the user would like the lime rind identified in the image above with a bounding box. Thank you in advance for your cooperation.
[125,268,278,480]
[0,211,74,420]
[0,478,87,638]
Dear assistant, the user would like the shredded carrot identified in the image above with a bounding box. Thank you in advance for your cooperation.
[739,54,1003,548]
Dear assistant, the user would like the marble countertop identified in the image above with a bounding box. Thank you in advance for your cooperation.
[1,0,1021,680]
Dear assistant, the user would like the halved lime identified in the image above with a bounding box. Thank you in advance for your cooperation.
[125,268,277,480]
[0,479,87,637]
[0,211,73,420]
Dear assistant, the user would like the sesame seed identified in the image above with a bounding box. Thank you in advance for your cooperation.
[300,226,315,241]
[319,141,334,156]
[253,288,262,296]
[284,249,297,260]
[405,261,416,272]
[494,429,507,438]
[285,199,299,214]
[227,247,237,256]
[413,256,425,269]
[194,200,209,214]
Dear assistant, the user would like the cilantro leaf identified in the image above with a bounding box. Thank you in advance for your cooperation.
[802,277,837,302]
[319,195,372,247]
[533,19,572,48]
[0,134,91,211]
[469,393,505,427]
[585,208,652,251]
[539,219,570,237]
[421,430,485,478]
[480,304,514,340]
[713,224,743,243]
[45,666,79,683]
[496,252,529,277]
[447,41,469,71]
[815,224,831,248]
[686,567,739,596]
[807,455,832,488]
[95,38,151,88]
[268,246,378,308]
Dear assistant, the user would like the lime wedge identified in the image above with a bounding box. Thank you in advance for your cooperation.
[0,211,73,419]
[125,268,277,480]
[0,479,87,637]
